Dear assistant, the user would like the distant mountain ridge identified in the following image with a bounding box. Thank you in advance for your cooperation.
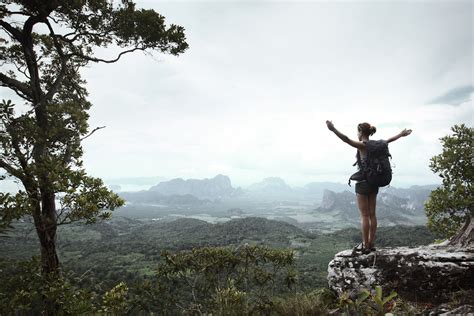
[149,174,242,200]
[246,177,292,192]
[120,175,437,217]
[244,177,303,200]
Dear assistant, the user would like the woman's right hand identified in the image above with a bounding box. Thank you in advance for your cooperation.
[326,120,335,131]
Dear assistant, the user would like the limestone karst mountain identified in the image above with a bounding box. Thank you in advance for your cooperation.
[319,190,355,211]
[149,174,242,200]
[244,177,305,201]
[380,185,437,215]
[316,189,427,225]
[246,177,291,192]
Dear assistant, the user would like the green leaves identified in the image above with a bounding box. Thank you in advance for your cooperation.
[425,124,473,239]
[336,286,398,315]
[430,124,473,186]
[0,191,30,232]
[152,245,296,314]
[100,281,129,314]
[370,285,398,316]
[36,0,190,63]
[58,175,124,225]
[356,289,370,305]
[0,257,98,314]
[112,1,188,54]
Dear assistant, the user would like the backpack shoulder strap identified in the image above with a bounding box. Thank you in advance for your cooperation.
[352,141,368,167]
[353,150,360,167]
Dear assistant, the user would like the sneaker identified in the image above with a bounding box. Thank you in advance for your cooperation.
[366,244,376,252]
[353,243,364,252]
[352,243,367,254]
[352,243,371,255]
[361,248,372,255]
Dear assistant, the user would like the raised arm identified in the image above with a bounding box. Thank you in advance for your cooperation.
[326,120,365,149]
[386,128,413,143]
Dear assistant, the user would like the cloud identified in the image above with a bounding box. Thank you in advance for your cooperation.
[427,85,474,106]
[73,1,473,188]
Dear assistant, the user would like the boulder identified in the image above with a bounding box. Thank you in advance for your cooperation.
[327,243,474,302]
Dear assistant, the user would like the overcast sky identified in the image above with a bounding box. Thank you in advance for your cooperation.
[3,0,472,189]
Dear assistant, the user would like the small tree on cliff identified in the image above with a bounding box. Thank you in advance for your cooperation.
[425,124,473,241]
[0,0,188,278]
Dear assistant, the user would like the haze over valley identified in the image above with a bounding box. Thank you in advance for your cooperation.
[109,174,434,233]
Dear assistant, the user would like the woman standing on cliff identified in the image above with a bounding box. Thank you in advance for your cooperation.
[325,120,412,254]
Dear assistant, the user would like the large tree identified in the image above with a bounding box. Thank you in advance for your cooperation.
[0,0,188,279]
[425,124,473,242]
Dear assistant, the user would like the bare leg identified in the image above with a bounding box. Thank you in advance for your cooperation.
[357,193,370,248]
[367,192,377,248]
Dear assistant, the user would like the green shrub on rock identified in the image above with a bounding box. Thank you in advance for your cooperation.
[425,124,473,239]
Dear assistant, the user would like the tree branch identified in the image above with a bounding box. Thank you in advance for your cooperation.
[40,18,68,104]
[0,72,33,101]
[81,126,106,141]
[69,47,145,64]
[0,157,24,181]
[0,20,23,42]
[56,207,69,225]
[0,8,30,17]
[22,15,44,38]
[11,59,30,80]
[21,15,47,105]
[8,122,29,173]
[63,30,111,43]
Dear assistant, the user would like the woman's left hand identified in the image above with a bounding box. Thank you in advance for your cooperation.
[401,128,412,136]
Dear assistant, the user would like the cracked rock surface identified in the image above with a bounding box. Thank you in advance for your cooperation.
[327,243,474,301]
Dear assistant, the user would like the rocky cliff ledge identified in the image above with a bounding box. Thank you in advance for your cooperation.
[327,243,474,302]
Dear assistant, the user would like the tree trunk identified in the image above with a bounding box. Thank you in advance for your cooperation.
[32,192,60,315]
[37,224,59,275]
[448,216,473,247]
[37,192,60,275]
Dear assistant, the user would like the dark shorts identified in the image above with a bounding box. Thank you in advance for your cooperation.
[355,181,379,195]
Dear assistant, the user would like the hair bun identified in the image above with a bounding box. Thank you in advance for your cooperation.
[369,126,377,135]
